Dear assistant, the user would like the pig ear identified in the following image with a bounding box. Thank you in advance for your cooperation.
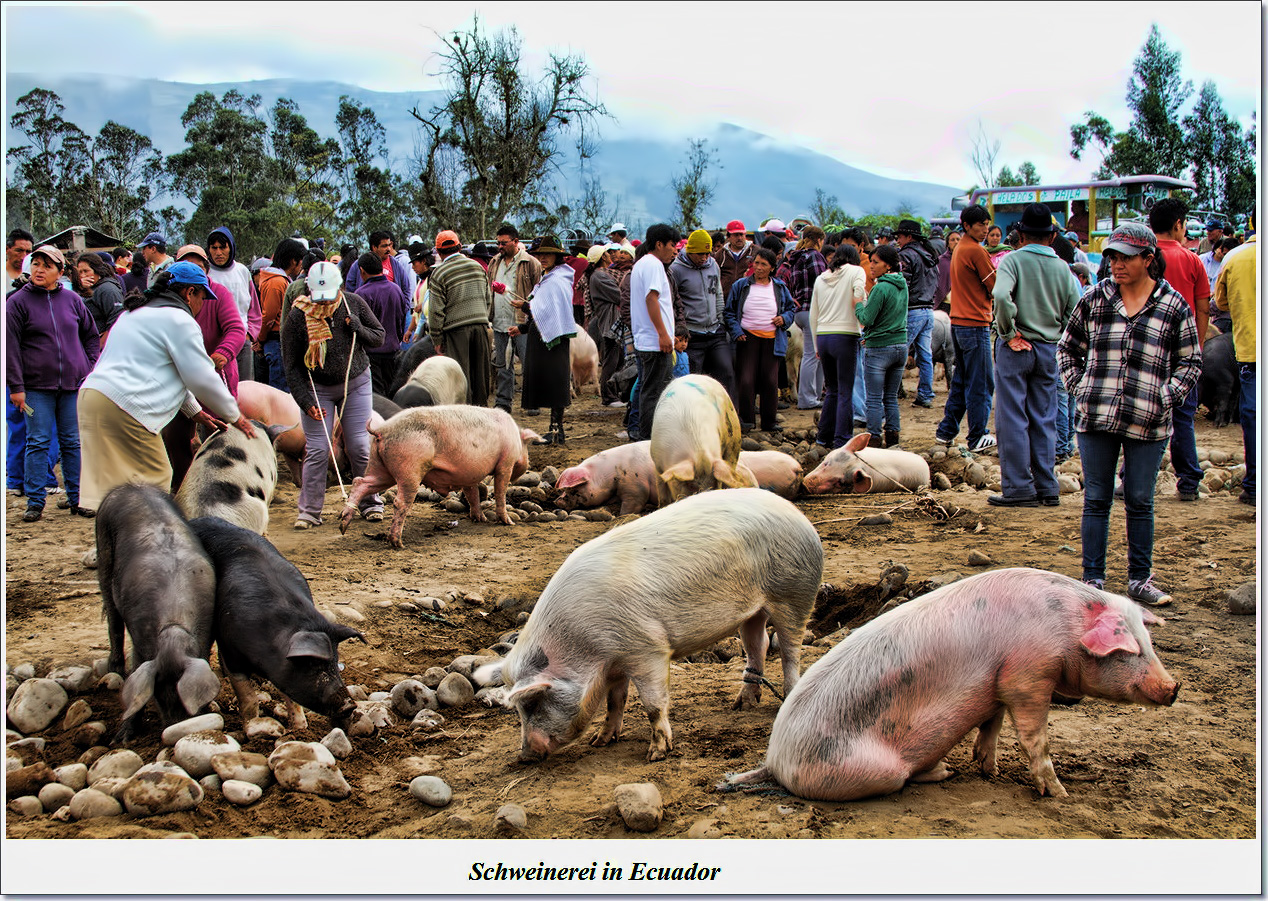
[520,428,542,445]
[713,459,757,489]
[851,470,874,494]
[844,433,870,453]
[1080,610,1142,658]
[120,661,156,721]
[287,630,335,662]
[555,468,586,490]
[507,680,552,707]
[265,422,296,446]
[660,461,696,485]
[177,658,222,715]
[327,622,366,645]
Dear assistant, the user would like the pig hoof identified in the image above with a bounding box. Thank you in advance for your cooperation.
[731,688,761,711]
[910,761,954,783]
[646,746,668,762]
[1038,779,1069,798]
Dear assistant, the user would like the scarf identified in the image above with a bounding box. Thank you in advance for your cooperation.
[293,294,342,370]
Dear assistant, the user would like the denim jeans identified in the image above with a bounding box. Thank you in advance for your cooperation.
[635,350,674,440]
[1078,430,1168,583]
[936,325,994,445]
[816,333,858,447]
[794,310,822,407]
[852,351,867,424]
[993,339,1058,499]
[6,397,57,491]
[863,344,906,437]
[1055,387,1076,457]
[24,389,80,509]
[1240,363,1256,498]
[626,354,643,439]
[686,330,736,402]
[1168,381,1202,494]
[906,308,935,403]
[493,330,527,412]
[261,336,290,394]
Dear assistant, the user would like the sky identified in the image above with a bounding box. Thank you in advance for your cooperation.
[3,1,1262,192]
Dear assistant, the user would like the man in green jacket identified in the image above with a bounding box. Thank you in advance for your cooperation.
[428,230,493,405]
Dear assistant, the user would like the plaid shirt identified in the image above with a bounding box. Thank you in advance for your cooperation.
[1057,277,1201,442]
[784,248,827,311]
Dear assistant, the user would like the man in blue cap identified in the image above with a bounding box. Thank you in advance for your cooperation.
[1198,218,1224,255]
[141,232,174,288]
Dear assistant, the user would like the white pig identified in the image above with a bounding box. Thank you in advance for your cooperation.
[738,450,803,499]
[650,374,756,506]
[394,355,468,408]
[727,568,1180,801]
[570,327,599,397]
[476,488,823,762]
[802,432,930,494]
[554,441,660,515]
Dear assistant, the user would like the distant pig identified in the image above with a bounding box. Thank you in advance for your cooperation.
[554,441,660,515]
[175,421,291,535]
[1199,332,1239,427]
[393,355,467,408]
[570,327,599,397]
[339,405,541,547]
[476,488,822,762]
[726,568,1179,801]
[802,432,930,494]
[96,484,221,743]
[650,374,756,506]
[188,516,363,731]
[738,450,803,499]
[236,380,306,484]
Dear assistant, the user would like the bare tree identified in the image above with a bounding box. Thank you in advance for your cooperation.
[669,139,720,233]
[968,120,1001,189]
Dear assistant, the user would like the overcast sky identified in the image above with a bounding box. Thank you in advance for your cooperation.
[3,1,1262,191]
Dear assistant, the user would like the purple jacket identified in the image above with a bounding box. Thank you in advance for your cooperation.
[355,274,410,354]
[6,282,101,394]
[194,282,247,397]
[345,254,410,302]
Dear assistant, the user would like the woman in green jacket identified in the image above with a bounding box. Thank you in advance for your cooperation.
[855,244,909,447]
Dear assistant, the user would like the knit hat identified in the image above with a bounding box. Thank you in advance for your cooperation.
[726,219,746,234]
[434,230,461,251]
[685,229,713,254]
[894,219,924,238]
[1103,222,1157,256]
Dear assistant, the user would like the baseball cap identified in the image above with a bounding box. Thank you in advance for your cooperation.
[726,219,746,234]
[1103,221,1157,256]
[29,244,66,270]
[141,231,166,249]
[306,261,343,301]
[608,222,627,235]
[175,243,209,265]
[166,261,214,298]
[250,257,271,273]
[434,230,461,251]
[1205,218,1224,230]
[763,218,787,233]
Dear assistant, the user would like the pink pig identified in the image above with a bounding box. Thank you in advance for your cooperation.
[727,568,1179,801]
[554,441,660,515]
[802,432,930,494]
[236,381,306,483]
[339,406,540,547]
[738,450,803,499]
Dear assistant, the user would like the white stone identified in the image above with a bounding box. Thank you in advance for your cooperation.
[368,691,391,702]
[54,763,88,790]
[61,699,93,731]
[91,658,111,678]
[222,779,263,806]
[96,673,124,691]
[615,782,663,832]
[411,709,445,732]
[320,728,353,760]
[51,804,73,821]
[121,770,204,816]
[421,666,448,688]
[1058,474,1082,494]
[6,678,69,733]
[8,795,43,816]
[409,775,452,807]
[47,665,95,694]
[212,751,273,788]
[88,749,144,785]
[390,680,436,718]
[69,787,123,819]
[346,684,369,701]
[38,781,76,812]
[8,736,46,757]
[199,774,222,794]
[161,713,225,746]
[436,672,475,708]
[5,674,18,702]
[346,700,395,737]
[173,731,241,779]
[91,777,130,798]
[269,741,336,768]
[244,717,286,740]
[494,803,528,831]
[135,760,191,778]
[5,749,23,773]
[12,663,36,681]
[269,742,350,800]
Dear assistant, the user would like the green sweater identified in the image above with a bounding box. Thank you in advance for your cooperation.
[855,272,909,347]
[428,253,492,343]
[992,243,1080,344]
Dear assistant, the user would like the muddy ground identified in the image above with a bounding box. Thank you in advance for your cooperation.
[4,370,1258,853]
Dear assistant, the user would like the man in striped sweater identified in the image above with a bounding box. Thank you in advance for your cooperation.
[428,230,493,405]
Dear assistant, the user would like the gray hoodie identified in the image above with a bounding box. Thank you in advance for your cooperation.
[668,249,725,333]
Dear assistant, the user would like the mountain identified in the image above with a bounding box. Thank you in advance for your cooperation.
[5,73,961,230]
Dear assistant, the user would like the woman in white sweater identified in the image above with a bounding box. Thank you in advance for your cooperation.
[77,263,255,512]
[809,244,867,448]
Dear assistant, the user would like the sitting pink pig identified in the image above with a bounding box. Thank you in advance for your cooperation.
[554,441,660,515]
[727,568,1179,801]
[339,406,540,547]
[802,432,930,494]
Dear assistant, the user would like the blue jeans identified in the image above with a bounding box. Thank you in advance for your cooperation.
[936,325,994,445]
[1055,387,1076,457]
[794,310,822,407]
[6,397,58,491]
[24,389,80,509]
[863,344,906,437]
[906,308,935,403]
[627,355,643,439]
[816,334,858,448]
[993,339,1058,499]
[261,336,290,394]
[1240,363,1256,498]
[1078,430,1168,583]
[1168,381,1202,494]
[852,351,867,424]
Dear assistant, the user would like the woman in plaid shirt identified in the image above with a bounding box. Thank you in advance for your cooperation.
[1057,222,1202,607]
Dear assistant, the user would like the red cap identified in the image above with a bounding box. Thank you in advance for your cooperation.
[726,220,745,234]
[434,230,461,251]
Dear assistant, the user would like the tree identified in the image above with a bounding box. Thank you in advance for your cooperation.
[994,161,1041,188]
[6,88,87,235]
[1017,161,1041,186]
[809,188,848,228]
[968,120,1001,189]
[1069,112,1117,179]
[410,16,610,239]
[335,96,403,242]
[270,99,342,243]
[668,139,719,233]
[69,122,167,241]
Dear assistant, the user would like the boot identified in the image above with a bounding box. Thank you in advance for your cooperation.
[884,429,901,448]
[867,433,884,448]
[543,409,566,445]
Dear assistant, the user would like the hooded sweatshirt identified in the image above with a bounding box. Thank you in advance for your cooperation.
[896,239,938,310]
[855,272,909,347]
[207,226,262,338]
[808,264,866,339]
[668,249,725,333]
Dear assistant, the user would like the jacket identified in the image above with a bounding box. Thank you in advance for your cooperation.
[809,264,866,338]
[724,276,797,357]
[487,246,542,330]
[281,290,385,413]
[668,249,725,333]
[257,269,291,342]
[855,272,909,347]
[356,274,410,354]
[586,267,622,339]
[713,241,758,301]
[195,282,247,397]
[428,252,492,342]
[84,279,125,335]
[345,253,411,302]
[7,282,100,394]
[896,240,938,310]
[783,247,827,311]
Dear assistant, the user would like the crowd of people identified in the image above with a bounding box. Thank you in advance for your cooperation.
[5,200,1258,606]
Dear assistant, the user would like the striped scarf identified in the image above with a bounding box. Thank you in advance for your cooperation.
[293,294,342,370]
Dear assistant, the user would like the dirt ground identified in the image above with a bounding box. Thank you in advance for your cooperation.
[4,369,1258,846]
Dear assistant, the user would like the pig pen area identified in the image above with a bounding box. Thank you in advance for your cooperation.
[4,376,1258,843]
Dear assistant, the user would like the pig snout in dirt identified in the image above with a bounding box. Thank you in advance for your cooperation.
[727,568,1179,802]
[96,484,221,743]
[188,516,364,732]
[551,441,659,514]
[494,488,822,762]
[802,433,930,494]
[650,374,754,505]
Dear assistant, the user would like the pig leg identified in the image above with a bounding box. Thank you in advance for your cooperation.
[104,602,126,676]
[339,472,395,534]
[462,484,487,523]
[227,672,262,721]
[628,657,674,761]
[909,761,954,783]
[972,708,1006,776]
[281,694,309,732]
[388,473,422,548]
[590,672,630,746]
[491,464,514,525]
[733,612,771,710]
[768,613,806,698]
[1005,700,1067,798]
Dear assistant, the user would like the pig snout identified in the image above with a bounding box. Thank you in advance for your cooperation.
[519,731,556,762]
[1139,675,1181,707]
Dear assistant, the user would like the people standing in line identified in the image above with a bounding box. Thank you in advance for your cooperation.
[281,261,385,530]
[7,245,100,522]
[427,230,493,406]
[74,252,125,342]
[988,203,1080,508]
[488,224,543,414]
[139,232,174,287]
[893,219,940,408]
[809,243,867,448]
[713,220,758,301]
[1058,222,1201,608]
[206,227,261,383]
[725,247,797,436]
[669,229,734,401]
[353,251,411,396]
[785,225,828,410]
[855,244,909,447]
[512,236,576,445]
[935,205,998,453]
[627,224,681,440]
[255,238,307,393]
[1213,213,1256,507]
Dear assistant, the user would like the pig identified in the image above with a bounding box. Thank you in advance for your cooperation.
[554,441,660,515]
[236,380,306,483]
[570,327,599,397]
[175,421,291,535]
[649,373,757,506]
[802,432,930,494]
[372,394,403,420]
[931,309,954,387]
[784,321,803,401]
[188,516,362,731]
[339,405,541,547]
[386,336,436,397]
[331,409,387,476]
[475,488,822,762]
[96,484,221,743]
[738,450,803,499]
[726,568,1179,801]
[1199,332,1239,427]
[393,355,467,408]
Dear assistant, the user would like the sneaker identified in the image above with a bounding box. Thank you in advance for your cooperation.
[293,518,321,530]
[607,401,626,408]
[1038,496,1060,507]
[362,509,384,523]
[1127,577,1172,607]
[70,505,95,518]
[987,494,1040,507]
[1082,578,1104,591]
[933,435,952,447]
[614,429,629,440]
[1177,490,1199,502]
[6,487,23,497]
[969,434,997,454]
[912,398,933,409]
[57,495,72,510]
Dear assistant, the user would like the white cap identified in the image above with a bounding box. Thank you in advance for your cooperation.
[763,218,786,233]
[608,222,627,234]
[407,234,423,245]
[306,261,342,301]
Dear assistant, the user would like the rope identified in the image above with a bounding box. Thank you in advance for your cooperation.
[308,295,358,502]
